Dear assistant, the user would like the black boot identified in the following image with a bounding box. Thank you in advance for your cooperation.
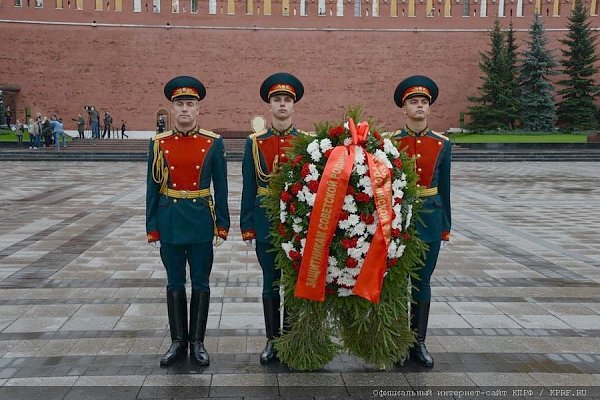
[160,289,188,366]
[260,295,280,365]
[409,301,434,368]
[189,290,210,366]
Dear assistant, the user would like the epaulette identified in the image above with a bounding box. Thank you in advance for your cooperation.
[198,128,221,139]
[380,131,396,139]
[430,130,449,141]
[249,129,268,139]
[152,130,173,141]
[299,130,316,137]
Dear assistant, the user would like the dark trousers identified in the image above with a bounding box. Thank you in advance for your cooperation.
[412,241,441,302]
[160,241,213,291]
[256,241,280,299]
[102,124,112,138]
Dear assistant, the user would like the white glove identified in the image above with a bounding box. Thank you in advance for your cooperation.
[244,239,255,248]
[213,237,223,248]
[150,241,161,249]
[440,241,449,250]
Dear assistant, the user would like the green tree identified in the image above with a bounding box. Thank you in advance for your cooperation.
[468,20,515,130]
[505,21,520,128]
[556,1,600,130]
[518,14,558,131]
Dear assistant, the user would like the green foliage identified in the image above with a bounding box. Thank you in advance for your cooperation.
[468,20,518,130]
[556,1,600,130]
[261,106,425,370]
[518,14,558,131]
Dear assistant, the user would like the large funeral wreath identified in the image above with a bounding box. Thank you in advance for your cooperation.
[262,107,426,371]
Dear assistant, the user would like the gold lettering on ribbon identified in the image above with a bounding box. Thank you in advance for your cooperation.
[303,151,347,289]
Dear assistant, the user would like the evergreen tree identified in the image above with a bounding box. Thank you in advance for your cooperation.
[518,14,558,131]
[505,21,520,128]
[556,1,600,130]
[467,20,515,130]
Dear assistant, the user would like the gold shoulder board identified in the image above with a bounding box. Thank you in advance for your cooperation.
[198,128,221,139]
[299,130,316,137]
[380,131,395,139]
[431,130,449,141]
[152,130,173,141]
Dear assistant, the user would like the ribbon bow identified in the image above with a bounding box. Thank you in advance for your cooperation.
[348,118,370,146]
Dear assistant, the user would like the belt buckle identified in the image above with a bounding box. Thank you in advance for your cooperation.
[180,190,188,199]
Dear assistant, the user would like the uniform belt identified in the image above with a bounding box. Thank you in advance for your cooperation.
[160,187,211,199]
[257,187,272,196]
[417,186,438,197]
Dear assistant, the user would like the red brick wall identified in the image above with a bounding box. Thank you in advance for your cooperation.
[1,2,599,133]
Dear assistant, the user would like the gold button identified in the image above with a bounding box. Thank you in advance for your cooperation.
[192,182,197,186]
[417,139,421,144]
[417,168,422,172]
[201,149,205,153]
[259,140,263,144]
[280,139,285,143]
[416,154,421,158]
[165,150,169,154]
[207,139,211,143]
[172,183,177,187]
[173,199,177,203]
[196,165,200,169]
[416,184,421,188]
[438,141,442,145]
[281,153,286,157]
[174,136,179,140]
[160,140,165,144]
[192,199,197,203]
[170,166,175,170]
[193,135,197,138]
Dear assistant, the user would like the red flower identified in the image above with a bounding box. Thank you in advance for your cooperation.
[278,223,288,238]
[300,163,311,178]
[308,180,320,193]
[289,202,297,214]
[294,234,303,243]
[290,182,303,195]
[328,126,345,138]
[391,228,401,238]
[292,154,304,167]
[339,211,350,221]
[341,237,358,249]
[292,261,301,271]
[373,131,384,145]
[360,213,375,225]
[324,148,333,158]
[289,250,301,261]
[387,258,398,268]
[346,186,355,195]
[345,257,359,268]
[394,197,403,205]
[393,158,403,169]
[280,191,293,203]
[355,192,371,203]
[402,233,411,241]
[325,286,336,295]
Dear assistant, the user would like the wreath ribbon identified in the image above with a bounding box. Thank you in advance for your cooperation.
[295,119,393,303]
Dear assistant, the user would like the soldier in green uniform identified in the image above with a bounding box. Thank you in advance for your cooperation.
[241,72,304,364]
[391,75,451,368]
[146,76,230,367]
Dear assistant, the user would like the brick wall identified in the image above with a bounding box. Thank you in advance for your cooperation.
[1,2,599,133]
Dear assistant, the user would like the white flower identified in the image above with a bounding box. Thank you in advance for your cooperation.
[338,219,351,230]
[404,204,413,231]
[366,222,377,235]
[374,149,393,169]
[346,214,360,226]
[306,140,319,155]
[320,138,333,153]
[354,164,368,176]
[280,200,287,212]
[343,121,349,130]
[280,210,288,223]
[343,137,352,146]
[383,138,400,158]
[350,221,367,237]
[337,288,354,297]
[303,190,316,207]
[342,195,357,213]
[281,242,294,260]
[354,146,365,165]
[300,238,307,254]
[358,176,373,196]
[292,223,303,233]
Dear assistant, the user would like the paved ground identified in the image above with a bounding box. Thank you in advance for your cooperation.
[0,161,599,400]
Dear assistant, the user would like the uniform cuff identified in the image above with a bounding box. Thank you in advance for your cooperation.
[242,230,256,240]
[147,231,160,242]
[217,227,229,240]
[441,231,450,241]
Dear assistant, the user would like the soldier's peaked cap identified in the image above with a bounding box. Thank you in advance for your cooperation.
[164,76,206,101]
[394,75,439,107]
[260,72,304,103]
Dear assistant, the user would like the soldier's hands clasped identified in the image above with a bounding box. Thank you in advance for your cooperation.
[213,237,223,248]
[150,241,161,249]
[244,239,255,249]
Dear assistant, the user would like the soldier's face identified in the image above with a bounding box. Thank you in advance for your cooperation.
[172,99,200,125]
[268,94,295,120]
[403,96,430,121]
